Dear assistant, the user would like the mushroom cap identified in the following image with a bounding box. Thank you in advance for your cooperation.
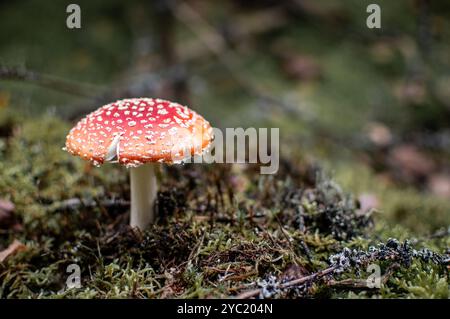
[65,98,213,167]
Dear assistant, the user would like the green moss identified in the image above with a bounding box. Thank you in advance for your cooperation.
[0,113,448,299]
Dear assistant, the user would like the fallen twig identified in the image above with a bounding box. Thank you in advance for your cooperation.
[0,65,103,98]
[236,266,337,299]
[327,263,400,290]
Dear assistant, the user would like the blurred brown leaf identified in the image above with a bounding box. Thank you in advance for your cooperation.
[428,174,450,199]
[366,122,392,147]
[394,80,427,105]
[388,144,435,181]
[280,54,322,82]
[358,193,379,214]
[370,41,395,64]
[0,239,26,263]
[0,91,10,109]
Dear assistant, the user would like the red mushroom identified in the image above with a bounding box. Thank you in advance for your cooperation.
[65,98,213,229]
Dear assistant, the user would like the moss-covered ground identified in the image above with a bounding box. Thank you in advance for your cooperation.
[0,112,448,298]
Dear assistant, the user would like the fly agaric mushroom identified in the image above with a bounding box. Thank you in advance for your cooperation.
[64,98,213,229]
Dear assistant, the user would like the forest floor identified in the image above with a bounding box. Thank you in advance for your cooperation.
[0,112,448,298]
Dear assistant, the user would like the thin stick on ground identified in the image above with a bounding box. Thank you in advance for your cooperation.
[0,65,103,98]
[236,266,337,299]
[327,263,400,290]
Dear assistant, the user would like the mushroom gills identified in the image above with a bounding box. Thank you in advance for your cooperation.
[105,134,121,162]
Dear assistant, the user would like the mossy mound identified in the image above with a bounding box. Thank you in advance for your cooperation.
[0,112,448,298]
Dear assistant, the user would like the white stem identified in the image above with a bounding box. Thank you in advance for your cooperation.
[129,164,157,229]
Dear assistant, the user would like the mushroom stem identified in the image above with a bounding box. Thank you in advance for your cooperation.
[129,164,158,229]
